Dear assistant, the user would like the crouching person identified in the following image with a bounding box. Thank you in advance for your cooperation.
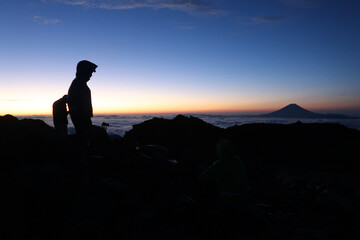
[198,139,276,239]
[198,138,247,210]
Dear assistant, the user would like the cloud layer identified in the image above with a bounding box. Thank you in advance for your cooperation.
[50,0,223,15]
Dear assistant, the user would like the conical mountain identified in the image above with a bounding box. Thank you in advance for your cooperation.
[260,104,323,118]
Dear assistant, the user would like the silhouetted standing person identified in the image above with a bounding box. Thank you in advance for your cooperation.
[52,95,68,136]
[68,60,97,148]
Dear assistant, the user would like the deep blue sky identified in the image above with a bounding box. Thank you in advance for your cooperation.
[1,0,360,115]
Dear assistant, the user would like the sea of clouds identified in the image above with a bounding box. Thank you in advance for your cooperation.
[20,114,360,137]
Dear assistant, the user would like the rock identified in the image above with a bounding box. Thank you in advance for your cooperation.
[0,115,68,170]
[1,113,360,239]
[124,115,222,169]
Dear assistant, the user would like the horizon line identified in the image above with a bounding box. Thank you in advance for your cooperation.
[2,103,360,117]
[5,109,360,118]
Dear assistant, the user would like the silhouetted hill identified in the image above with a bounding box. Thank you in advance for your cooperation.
[259,103,357,119]
[1,114,360,239]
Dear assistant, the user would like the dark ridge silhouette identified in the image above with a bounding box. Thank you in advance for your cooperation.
[1,114,360,240]
[258,103,358,119]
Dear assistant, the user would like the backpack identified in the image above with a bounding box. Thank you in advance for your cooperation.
[52,95,69,125]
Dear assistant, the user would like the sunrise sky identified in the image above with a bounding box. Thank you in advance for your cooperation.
[1,0,360,116]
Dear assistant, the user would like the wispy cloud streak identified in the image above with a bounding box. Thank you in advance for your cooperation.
[32,16,60,24]
[280,0,322,8]
[179,24,197,30]
[0,99,31,102]
[250,16,283,25]
[50,0,225,15]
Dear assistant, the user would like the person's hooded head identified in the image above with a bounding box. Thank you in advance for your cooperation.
[76,60,97,81]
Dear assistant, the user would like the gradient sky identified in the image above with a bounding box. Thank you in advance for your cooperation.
[1,0,360,116]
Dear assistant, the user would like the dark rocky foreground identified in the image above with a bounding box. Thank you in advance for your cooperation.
[1,114,360,240]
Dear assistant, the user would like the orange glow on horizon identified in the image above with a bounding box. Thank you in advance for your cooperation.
[1,88,359,117]
[0,103,278,116]
[2,77,359,117]
[4,104,360,117]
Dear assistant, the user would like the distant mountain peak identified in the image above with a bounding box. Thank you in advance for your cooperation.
[290,103,302,107]
[282,103,302,109]
[269,103,317,117]
[279,103,309,112]
[259,103,357,119]
[259,103,319,118]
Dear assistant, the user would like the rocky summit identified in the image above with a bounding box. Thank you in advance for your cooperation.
[1,114,360,239]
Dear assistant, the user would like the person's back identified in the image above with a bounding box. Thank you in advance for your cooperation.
[68,79,93,119]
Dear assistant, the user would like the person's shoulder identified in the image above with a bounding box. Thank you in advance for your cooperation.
[69,79,84,88]
[209,160,223,170]
[69,78,77,86]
